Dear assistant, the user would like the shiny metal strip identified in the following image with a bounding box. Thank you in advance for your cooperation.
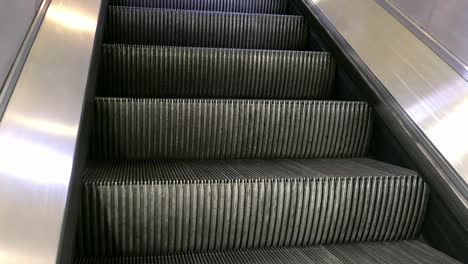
[382,0,468,75]
[0,0,102,263]
[376,0,468,82]
[303,0,468,223]
[0,0,42,90]
[0,0,51,119]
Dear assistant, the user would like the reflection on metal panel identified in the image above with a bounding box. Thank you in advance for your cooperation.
[0,0,48,119]
[387,0,468,69]
[0,0,42,90]
[305,0,467,220]
[376,0,468,83]
[0,0,101,263]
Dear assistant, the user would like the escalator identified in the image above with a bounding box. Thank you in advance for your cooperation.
[72,0,461,263]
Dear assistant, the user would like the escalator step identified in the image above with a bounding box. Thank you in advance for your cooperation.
[108,0,288,14]
[75,241,460,263]
[99,45,335,99]
[90,98,372,160]
[105,6,307,49]
[76,159,428,256]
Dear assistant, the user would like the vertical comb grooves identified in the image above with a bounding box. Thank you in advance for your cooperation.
[105,7,307,49]
[77,0,437,261]
[109,0,288,14]
[90,98,373,160]
[99,45,336,99]
[76,159,428,256]
[74,240,461,264]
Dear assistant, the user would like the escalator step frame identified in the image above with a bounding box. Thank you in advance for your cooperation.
[109,0,289,14]
[105,6,308,49]
[99,45,335,99]
[90,98,373,160]
[76,159,428,256]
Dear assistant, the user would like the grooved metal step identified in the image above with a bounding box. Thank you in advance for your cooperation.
[108,0,288,14]
[75,241,460,263]
[105,6,307,49]
[90,98,372,160]
[99,45,335,99]
[76,159,428,256]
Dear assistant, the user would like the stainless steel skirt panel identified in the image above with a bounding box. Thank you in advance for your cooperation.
[90,98,372,160]
[105,6,307,49]
[0,0,47,116]
[76,159,428,256]
[98,45,335,99]
[378,0,468,80]
[302,0,468,224]
[0,0,103,263]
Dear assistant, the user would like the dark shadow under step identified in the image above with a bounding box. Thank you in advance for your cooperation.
[90,98,372,160]
[99,45,335,99]
[76,159,427,256]
[108,0,289,14]
[105,6,307,49]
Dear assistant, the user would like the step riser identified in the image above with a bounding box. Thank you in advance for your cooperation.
[99,46,335,99]
[77,175,427,255]
[105,7,307,49]
[90,99,372,160]
[75,240,460,264]
[109,0,289,14]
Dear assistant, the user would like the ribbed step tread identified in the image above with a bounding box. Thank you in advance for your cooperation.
[109,0,288,14]
[76,159,428,255]
[90,98,372,160]
[75,241,460,263]
[99,45,335,99]
[105,6,307,49]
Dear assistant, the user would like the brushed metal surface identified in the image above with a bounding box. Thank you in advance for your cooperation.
[0,0,49,118]
[386,0,468,70]
[0,0,101,263]
[375,0,468,82]
[0,0,43,92]
[305,0,468,219]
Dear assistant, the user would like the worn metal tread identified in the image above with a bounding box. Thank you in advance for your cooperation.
[90,98,372,160]
[75,241,460,263]
[99,45,335,99]
[105,6,307,49]
[108,0,288,14]
[76,159,428,255]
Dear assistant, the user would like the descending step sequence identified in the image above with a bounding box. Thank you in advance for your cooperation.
[74,0,460,263]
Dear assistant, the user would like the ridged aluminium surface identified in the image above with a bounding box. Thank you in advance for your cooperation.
[105,6,307,49]
[74,240,461,263]
[76,159,428,255]
[99,45,335,99]
[90,98,372,160]
[108,0,288,14]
